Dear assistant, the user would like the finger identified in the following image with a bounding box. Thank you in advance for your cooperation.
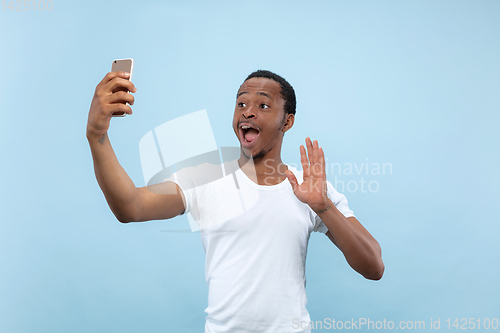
[313,146,326,178]
[319,147,325,176]
[104,90,135,105]
[306,137,314,167]
[311,140,318,175]
[285,170,298,191]
[103,102,133,115]
[103,77,137,95]
[300,145,309,177]
[313,140,319,164]
[96,71,131,91]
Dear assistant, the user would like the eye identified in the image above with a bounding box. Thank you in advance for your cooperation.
[260,104,269,109]
[238,102,246,108]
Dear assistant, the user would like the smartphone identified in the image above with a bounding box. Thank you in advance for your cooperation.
[111,58,134,117]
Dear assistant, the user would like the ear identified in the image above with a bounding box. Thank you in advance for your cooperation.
[281,113,295,133]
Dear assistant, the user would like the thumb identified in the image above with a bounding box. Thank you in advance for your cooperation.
[286,170,298,190]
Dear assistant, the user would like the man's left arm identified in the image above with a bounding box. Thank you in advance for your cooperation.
[286,137,384,280]
[316,202,384,280]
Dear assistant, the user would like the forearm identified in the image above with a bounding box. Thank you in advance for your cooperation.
[313,199,384,280]
[87,132,140,222]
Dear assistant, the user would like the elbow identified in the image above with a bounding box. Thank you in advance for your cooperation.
[114,210,139,223]
[117,216,133,223]
[365,261,385,281]
[365,241,384,280]
[351,257,385,281]
[364,249,385,280]
[106,193,142,223]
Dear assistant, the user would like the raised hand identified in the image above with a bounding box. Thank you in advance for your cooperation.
[86,71,137,141]
[285,137,328,211]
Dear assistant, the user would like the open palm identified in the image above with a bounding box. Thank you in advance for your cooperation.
[286,137,328,211]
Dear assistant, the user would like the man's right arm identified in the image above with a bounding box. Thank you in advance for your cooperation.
[87,72,185,223]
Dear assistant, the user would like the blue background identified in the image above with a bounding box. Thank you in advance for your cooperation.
[1,1,499,332]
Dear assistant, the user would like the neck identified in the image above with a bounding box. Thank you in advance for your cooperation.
[238,149,288,186]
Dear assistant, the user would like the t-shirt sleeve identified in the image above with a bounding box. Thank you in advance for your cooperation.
[162,167,196,216]
[313,181,355,234]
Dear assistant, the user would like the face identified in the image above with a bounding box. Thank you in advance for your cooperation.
[233,77,294,160]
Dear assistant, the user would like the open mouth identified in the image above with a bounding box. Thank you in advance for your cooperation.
[239,123,260,146]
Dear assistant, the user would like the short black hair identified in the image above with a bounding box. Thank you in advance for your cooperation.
[242,70,296,115]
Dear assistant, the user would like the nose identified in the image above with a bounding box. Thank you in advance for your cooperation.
[242,106,257,119]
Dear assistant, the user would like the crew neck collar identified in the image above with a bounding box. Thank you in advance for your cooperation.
[235,164,296,191]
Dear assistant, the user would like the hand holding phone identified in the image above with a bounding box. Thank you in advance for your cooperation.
[86,61,136,140]
[111,58,134,117]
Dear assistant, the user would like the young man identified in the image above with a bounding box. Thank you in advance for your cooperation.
[87,70,384,333]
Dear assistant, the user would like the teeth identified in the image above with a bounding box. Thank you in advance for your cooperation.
[241,125,251,129]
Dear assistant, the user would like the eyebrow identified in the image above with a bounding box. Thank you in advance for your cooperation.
[257,92,273,100]
[237,91,274,100]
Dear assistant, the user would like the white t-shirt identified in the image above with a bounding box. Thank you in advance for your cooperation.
[166,161,355,333]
